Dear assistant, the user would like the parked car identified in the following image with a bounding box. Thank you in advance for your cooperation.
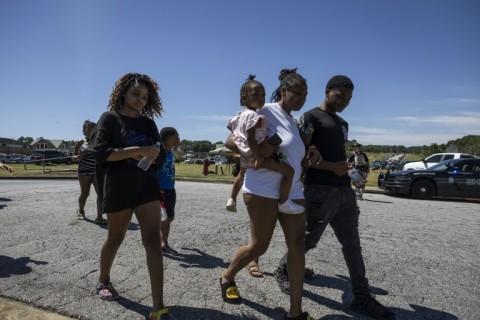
[184,158,194,164]
[379,158,480,199]
[403,153,477,170]
[30,150,73,165]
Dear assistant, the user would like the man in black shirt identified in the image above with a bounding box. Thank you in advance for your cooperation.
[274,75,394,320]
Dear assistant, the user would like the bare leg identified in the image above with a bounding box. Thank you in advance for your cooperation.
[261,158,294,204]
[90,175,103,220]
[98,209,133,284]
[230,168,245,200]
[135,200,164,312]
[222,194,278,283]
[278,200,306,318]
[77,175,93,216]
[160,217,173,247]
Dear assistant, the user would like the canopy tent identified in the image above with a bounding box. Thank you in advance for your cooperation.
[209,146,234,155]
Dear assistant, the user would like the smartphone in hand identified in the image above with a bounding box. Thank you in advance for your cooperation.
[267,133,282,146]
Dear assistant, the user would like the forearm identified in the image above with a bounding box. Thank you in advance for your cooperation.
[225,133,239,153]
[248,136,263,160]
[307,159,335,171]
[105,146,142,162]
[306,159,350,176]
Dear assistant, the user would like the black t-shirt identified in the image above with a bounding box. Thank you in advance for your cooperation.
[93,111,162,212]
[300,108,350,186]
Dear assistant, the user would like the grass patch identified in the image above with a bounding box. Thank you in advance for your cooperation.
[2,153,423,187]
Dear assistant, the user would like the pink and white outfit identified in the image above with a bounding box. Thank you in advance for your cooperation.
[227,108,268,168]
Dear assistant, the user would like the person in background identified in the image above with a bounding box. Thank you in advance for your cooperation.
[74,120,107,225]
[348,143,370,199]
[202,157,210,176]
[89,123,106,225]
[156,127,180,256]
[93,73,175,320]
[274,75,394,320]
[221,69,317,320]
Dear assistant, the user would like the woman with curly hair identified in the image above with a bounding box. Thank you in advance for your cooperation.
[93,73,175,320]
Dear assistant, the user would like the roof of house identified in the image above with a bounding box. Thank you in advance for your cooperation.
[30,139,65,148]
[0,137,17,144]
[0,137,28,146]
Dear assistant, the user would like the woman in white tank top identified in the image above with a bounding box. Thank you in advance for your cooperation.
[220,69,320,320]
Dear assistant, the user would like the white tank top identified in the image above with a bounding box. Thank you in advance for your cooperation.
[243,103,305,200]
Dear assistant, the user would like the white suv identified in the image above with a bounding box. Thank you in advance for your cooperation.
[403,153,477,170]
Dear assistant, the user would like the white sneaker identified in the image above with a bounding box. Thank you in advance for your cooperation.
[226,198,237,212]
[278,200,304,214]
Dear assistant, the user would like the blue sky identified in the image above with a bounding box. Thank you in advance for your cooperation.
[1,0,479,147]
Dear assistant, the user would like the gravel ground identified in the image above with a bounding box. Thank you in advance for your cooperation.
[0,179,478,320]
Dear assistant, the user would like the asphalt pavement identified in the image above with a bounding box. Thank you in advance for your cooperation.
[0,180,478,319]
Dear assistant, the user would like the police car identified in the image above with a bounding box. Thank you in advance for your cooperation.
[378,158,480,200]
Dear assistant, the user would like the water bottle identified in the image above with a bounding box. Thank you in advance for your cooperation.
[138,142,161,171]
[348,167,365,187]
[161,206,168,221]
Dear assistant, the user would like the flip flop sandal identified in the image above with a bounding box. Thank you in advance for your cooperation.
[305,267,314,278]
[76,209,85,220]
[95,217,108,225]
[286,311,314,320]
[220,278,241,304]
[147,307,177,320]
[247,262,264,278]
[96,282,119,300]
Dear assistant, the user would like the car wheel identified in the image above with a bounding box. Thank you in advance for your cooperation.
[377,172,385,188]
[411,179,435,200]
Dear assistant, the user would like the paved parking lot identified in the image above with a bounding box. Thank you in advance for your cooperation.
[0,180,478,319]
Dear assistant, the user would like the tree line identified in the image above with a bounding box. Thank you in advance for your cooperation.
[348,135,479,156]
[16,135,479,156]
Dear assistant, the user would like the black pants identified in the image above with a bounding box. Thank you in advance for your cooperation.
[279,184,370,296]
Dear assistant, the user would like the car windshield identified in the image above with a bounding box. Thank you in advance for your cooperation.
[428,160,459,171]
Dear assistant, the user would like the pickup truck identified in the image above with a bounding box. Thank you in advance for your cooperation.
[402,153,477,170]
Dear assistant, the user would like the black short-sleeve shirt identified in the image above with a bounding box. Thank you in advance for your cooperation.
[93,111,162,212]
[300,108,351,186]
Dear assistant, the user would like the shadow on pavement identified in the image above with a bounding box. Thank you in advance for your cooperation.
[114,296,150,318]
[360,198,394,204]
[0,197,12,209]
[163,247,229,269]
[0,255,48,278]
[403,304,458,320]
[115,296,283,320]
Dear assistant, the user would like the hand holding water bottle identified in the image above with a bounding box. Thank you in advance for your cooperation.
[138,142,161,171]
[348,167,366,187]
[80,141,89,152]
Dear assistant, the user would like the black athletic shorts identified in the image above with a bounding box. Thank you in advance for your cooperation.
[160,189,176,218]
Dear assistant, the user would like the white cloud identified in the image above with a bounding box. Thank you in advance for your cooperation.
[448,98,480,104]
[350,113,480,146]
[425,98,480,105]
[393,112,480,126]
[353,127,399,135]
